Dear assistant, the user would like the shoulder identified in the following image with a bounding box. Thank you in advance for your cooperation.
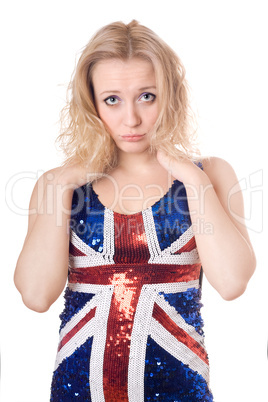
[200,156,234,173]
[36,164,92,188]
[199,156,238,192]
[198,156,253,245]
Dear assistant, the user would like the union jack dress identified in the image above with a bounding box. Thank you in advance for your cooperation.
[50,178,214,401]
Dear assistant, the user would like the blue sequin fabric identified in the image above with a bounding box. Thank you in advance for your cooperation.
[50,178,213,401]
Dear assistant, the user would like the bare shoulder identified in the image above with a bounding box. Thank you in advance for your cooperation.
[199,156,254,245]
[36,163,92,188]
[200,156,238,191]
[200,156,235,175]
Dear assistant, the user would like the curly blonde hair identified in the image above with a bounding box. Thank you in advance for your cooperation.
[57,20,199,174]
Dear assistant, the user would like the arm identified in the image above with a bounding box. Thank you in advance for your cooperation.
[14,165,90,312]
[157,152,256,300]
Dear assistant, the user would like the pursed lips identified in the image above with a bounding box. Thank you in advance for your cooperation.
[121,133,145,138]
[120,134,146,142]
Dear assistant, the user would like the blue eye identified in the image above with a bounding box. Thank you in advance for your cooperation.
[139,92,156,102]
[104,96,120,105]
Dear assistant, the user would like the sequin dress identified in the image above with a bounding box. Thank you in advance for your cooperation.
[50,179,214,401]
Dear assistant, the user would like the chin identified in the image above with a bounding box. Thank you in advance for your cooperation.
[116,139,150,153]
[119,144,150,154]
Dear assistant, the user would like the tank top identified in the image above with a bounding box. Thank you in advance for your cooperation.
[50,178,214,401]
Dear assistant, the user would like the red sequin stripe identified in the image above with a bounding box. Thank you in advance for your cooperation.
[113,213,151,263]
[103,287,134,401]
[152,303,209,365]
[58,307,96,352]
[175,236,197,254]
[69,242,87,256]
[69,263,201,284]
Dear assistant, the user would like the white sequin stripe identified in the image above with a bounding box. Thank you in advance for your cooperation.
[68,283,114,402]
[71,230,99,255]
[102,208,115,264]
[146,279,199,294]
[58,294,100,343]
[150,318,210,384]
[168,225,196,254]
[128,284,158,402]
[89,284,114,402]
[142,208,162,262]
[155,225,200,264]
[127,279,200,401]
[154,292,205,345]
[69,232,112,268]
[69,209,115,268]
[68,282,111,294]
[54,317,96,371]
[55,283,114,401]
[142,209,200,265]
[151,249,199,265]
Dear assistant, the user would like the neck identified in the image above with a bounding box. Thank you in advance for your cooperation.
[117,149,158,174]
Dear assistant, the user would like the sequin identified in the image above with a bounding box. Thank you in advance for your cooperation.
[50,337,92,401]
[59,288,95,331]
[50,172,214,401]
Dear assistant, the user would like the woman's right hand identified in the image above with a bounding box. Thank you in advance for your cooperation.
[47,162,93,188]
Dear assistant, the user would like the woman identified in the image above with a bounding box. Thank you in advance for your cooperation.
[14,20,256,401]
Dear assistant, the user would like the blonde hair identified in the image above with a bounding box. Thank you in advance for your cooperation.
[57,20,199,174]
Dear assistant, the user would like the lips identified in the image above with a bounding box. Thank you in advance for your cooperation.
[121,134,145,142]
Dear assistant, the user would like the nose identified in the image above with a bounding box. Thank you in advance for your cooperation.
[123,103,141,128]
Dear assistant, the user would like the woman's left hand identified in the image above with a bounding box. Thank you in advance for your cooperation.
[157,149,256,301]
[156,150,205,184]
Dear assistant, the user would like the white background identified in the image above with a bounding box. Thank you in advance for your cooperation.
[1,1,267,401]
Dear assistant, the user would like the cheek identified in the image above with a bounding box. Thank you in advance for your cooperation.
[97,108,120,137]
[98,106,116,127]
[148,105,159,125]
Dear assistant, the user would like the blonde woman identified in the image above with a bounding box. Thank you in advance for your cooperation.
[14,20,256,401]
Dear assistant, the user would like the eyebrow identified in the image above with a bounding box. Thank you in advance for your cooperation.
[99,86,157,96]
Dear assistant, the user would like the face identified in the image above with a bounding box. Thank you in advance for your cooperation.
[92,58,158,155]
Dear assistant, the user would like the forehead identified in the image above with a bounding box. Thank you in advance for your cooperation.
[92,58,156,92]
